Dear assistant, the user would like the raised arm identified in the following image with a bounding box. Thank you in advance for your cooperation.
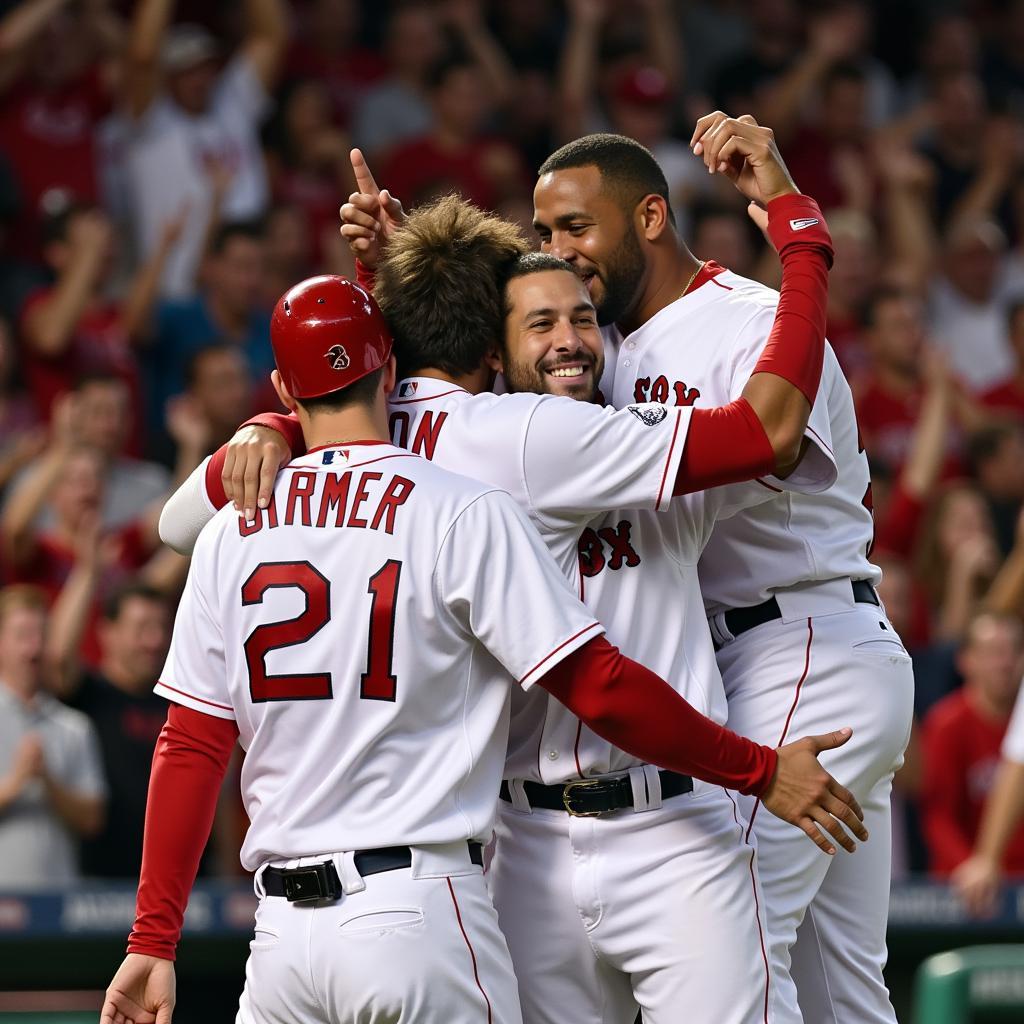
[0,0,71,93]
[555,0,607,144]
[240,0,288,91]
[124,0,174,119]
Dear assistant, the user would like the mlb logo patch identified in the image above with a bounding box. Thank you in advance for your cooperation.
[399,382,419,398]
[322,449,350,465]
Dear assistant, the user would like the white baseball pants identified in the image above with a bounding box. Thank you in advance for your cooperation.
[713,594,914,1024]
[488,776,788,1024]
[236,843,521,1023]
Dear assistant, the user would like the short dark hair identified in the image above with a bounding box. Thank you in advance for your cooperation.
[538,133,676,226]
[210,219,264,256]
[862,286,912,328]
[1008,298,1024,329]
[296,366,385,415]
[75,370,127,394]
[426,53,474,93]
[500,252,579,316]
[41,200,96,248]
[185,342,241,388]
[967,422,1021,472]
[102,581,166,622]
[375,194,527,376]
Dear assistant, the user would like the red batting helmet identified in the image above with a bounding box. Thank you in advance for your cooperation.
[271,276,393,400]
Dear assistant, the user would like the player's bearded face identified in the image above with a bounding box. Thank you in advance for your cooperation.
[533,167,649,328]
[501,269,604,402]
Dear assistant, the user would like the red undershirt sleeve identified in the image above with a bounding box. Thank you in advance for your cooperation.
[355,259,376,294]
[126,704,239,961]
[537,636,778,796]
[203,447,228,508]
[673,195,833,496]
[242,411,306,459]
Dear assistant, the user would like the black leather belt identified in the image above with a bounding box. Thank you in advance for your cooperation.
[717,579,879,648]
[262,842,483,902]
[500,770,693,817]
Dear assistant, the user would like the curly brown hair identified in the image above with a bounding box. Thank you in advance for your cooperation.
[374,194,528,377]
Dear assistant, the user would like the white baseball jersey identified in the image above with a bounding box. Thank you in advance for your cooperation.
[388,377,813,782]
[606,266,877,614]
[155,442,603,871]
[1003,682,1024,765]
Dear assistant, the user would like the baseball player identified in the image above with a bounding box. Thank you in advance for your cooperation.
[161,150,862,1022]
[954,655,1024,916]
[104,277,834,1024]
[528,118,915,1023]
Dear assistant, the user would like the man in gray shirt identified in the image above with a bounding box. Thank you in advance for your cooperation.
[0,586,106,889]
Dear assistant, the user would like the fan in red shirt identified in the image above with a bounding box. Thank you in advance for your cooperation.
[0,0,122,262]
[382,55,528,210]
[919,612,1024,876]
[855,287,966,478]
[980,301,1024,422]
[0,424,162,668]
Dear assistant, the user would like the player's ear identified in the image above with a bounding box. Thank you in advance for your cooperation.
[485,347,504,374]
[639,194,670,242]
[382,355,398,394]
[271,369,297,412]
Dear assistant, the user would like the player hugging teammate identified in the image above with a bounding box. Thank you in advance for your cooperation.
[104,114,910,1024]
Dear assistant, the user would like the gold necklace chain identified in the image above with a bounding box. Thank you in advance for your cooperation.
[679,261,705,300]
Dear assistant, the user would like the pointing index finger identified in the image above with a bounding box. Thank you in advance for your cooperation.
[350,148,379,196]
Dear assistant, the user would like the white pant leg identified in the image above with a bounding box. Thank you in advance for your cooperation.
[238,865,521,1024]
[490,801,636,1024]
[491,784,785,1024]
[790,776,898,1024]
[717,605,913,1024]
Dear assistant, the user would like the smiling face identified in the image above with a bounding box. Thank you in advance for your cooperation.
[533,165,649,327]
[501,269,603,400]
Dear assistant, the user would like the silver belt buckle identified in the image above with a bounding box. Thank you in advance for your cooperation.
[562,778,604,817]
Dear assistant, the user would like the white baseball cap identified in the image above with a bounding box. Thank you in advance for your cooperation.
[161,24,220,74]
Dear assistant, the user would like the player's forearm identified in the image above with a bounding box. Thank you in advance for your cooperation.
[128,704,238,960]
[538,636,777,795]
[674,197,832,494]
[973,760,1024,864]
[43,777,105,837]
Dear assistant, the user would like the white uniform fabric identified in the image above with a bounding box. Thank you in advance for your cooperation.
[124,56,270,297]
[158,441,602,1023]
[1002,682,1024,765]
[607,268,914,1024]
[385,378,805,1022]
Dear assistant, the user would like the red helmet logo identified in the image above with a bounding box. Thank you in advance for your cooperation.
[325,344,350,371]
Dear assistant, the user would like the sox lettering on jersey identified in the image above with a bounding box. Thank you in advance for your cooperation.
[632,375,702,407]
[578,520,642,577]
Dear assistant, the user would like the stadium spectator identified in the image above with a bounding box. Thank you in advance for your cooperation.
[855,288,966,478]
[822,208,877,378]
[18,199,183,443]
[919,612,1024,877]
[121,0,287,297]
[145,220,273,442]
[928,218,1020,394]
[261,204,315,308]
[50,580,170,878]
[0,316,45,499]
[980,301,1024,422]
[263,79,355,266]
[967,423,1024,557]
[349,2,445,163]
[0,584,106,889]
[0,0,124,262]
[283,0,385,127]
[915,483,1001,644]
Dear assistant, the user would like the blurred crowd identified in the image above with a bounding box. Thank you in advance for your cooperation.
[2,0,1024,891]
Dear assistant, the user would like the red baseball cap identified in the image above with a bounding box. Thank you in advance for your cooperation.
[271,276,393,400]
[613,66,671,107]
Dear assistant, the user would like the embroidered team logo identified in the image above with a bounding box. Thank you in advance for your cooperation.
[325,345,350,371]
[627,405,668,426]
[399,381,418,397]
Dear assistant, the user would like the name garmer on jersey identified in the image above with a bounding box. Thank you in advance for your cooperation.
[238,450,416,537]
